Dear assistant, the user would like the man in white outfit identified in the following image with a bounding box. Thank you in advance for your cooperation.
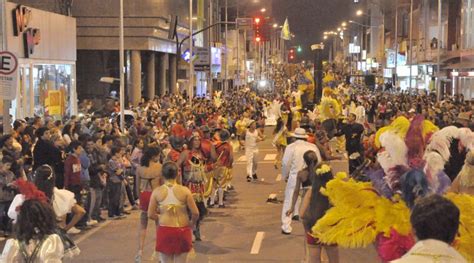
[245,120,264,182]
[281,128,321,234]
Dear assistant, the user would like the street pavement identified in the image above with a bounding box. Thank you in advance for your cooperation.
[1,128,381,262]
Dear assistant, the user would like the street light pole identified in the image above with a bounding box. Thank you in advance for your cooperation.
[224,0,228,93]
[436,0,442,100]
[189,0,194,102]
[408,0,414,92]
[119,0,125,132]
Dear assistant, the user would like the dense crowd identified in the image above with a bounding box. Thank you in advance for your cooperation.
[0,61,472,262]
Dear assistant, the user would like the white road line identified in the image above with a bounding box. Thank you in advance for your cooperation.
[276,174,282,181]
[75,220,112,245]
[234,160,277,165]
[250,231,265,255]
[263,154,277,161]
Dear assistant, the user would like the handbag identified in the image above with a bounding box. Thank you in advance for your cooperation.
[55,227,81,258]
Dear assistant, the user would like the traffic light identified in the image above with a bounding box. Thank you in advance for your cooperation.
[288,48,295,61]
[253,17,263,42]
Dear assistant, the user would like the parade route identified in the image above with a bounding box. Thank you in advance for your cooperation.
[67,129,380,263]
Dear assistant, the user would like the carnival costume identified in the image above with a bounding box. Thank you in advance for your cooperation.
[310,115,474,262]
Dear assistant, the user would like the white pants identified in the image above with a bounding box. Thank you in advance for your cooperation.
[281,174,300,233]
[245,149,258,176]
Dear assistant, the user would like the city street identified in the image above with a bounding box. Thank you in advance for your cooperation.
[67,128,379,263]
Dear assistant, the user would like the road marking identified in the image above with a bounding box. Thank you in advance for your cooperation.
[234,160,277,165]
[276,174,282,181]
[264,154,277,161]
[250,231,265,254]
[75,220,112,245]
[238,155,247,162]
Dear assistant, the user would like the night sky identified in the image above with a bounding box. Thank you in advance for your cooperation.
[272,0,352,60]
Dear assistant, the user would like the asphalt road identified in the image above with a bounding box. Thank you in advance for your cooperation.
[1,128,381,262]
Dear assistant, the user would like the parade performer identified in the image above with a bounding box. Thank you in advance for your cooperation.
[212,129,234,208]
[272,117,288,169]
[299,163,339,263]
[318,88,342,139]
[311,115,474,262]
[177,133,207,241]
[281,128,321,235]
[199,126,217,202]
[147,162,199,263]
[245,120,264,182]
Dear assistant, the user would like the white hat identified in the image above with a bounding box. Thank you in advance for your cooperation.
[291,128,308,139]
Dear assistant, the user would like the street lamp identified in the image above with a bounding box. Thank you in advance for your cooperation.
[323,35,328,40]
[260,8,266,13]
[273,23,278,28]
[356,10,363,16]
[341,22,347,27]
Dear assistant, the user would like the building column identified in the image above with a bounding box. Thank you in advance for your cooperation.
[147,52,155,100]
[168,54,177,94]
[130,50,142,106]
[157,52,167,96]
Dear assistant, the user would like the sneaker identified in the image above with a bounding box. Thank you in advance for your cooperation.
[135,253,142,263]
[87,220,99,226]
[246,176,252,182]
[292,215,300,221]
[67,227,81,235]
[252,174,258,181]
[218,204,225,208]
[131,204,140,210]
[108,215,117,220]
[96,217,106,222]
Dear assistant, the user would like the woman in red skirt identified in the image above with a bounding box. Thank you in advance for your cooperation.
[148,162,199,263]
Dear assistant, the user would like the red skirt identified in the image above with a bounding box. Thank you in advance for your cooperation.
[156,226,193,254]
[139,191,152,212]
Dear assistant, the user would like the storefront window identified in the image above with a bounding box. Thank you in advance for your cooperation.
[462,0,474,49]
[33,64,73,118]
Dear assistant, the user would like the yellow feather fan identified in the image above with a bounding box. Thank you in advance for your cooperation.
[312,172,411,248]
[445,192,474,262]
[313,173,474,262]
[318,97,342,121]
[374,116,411,148]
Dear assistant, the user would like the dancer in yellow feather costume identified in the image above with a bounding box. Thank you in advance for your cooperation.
[312,172,474,262]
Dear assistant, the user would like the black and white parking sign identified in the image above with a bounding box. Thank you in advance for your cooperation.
[0,51,18,100]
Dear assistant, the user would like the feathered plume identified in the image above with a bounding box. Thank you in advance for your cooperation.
[405,115,426,165]
[377,132,408,173]
[14,179,48,204]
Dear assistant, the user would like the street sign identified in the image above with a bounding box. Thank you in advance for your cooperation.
[194,47,210,68]
[236,18,253,28]
[311,44,324,51]
[0,51,18,100]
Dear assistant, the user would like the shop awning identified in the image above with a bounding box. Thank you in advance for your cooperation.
[442,61,474,70]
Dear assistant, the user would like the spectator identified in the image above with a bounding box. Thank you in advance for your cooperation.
[392,195,466,263]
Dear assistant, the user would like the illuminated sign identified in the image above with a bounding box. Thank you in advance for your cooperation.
[12,5,41,58]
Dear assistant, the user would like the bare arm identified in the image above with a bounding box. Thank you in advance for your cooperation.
[64,204,85,231]
[186,190,199,227]
[299,189,312,220]
[286,173,302,216]
[147,190,160,221]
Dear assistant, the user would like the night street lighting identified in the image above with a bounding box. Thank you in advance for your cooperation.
[260,8,266,13]
[273,23,278,28]
[356,10,363,16]
[323,35,328,40]
[341,22,347,27]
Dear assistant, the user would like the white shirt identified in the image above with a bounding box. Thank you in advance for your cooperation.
[391,239,467,263]
[282,139,321,180]
[245,129,259,151]
[8,188,77,223]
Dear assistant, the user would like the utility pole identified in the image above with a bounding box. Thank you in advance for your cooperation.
[408,0,414,92]
[189,0,194,102]
[394,0,398,88]
[119,0,125,132]
[223,0,228,93]
[436,0,442,100]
